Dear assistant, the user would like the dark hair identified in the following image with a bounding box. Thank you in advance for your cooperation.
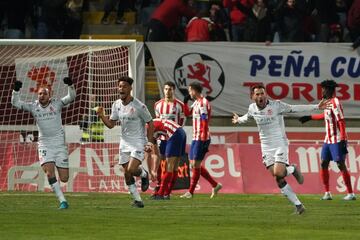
[320,79,338,89]
[250,83,265,96]
[118,76,134,86]
[189,82,203,93]
[164,81,176,89]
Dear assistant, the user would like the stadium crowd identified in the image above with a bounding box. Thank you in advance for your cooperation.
[0,0,359,48]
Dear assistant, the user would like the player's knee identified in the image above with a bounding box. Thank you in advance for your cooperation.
[320,160,329,169]
[59,175,69,183]
[337,161,346,171]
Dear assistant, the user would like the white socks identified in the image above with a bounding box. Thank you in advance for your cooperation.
[286,166,295,176]
[128,184,142,201]
[140,167,148,178]
[280,183,301,206]
[51,181,66,203]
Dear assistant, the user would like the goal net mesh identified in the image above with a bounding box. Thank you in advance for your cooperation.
[0,41,134,193]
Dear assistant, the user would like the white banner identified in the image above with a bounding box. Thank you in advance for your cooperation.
[147,42,360,117]
[15,57,69,102]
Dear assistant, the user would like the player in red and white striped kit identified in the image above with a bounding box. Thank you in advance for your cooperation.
[152,81,186,196]
[150,118,186,200]
[299,80,356,201]
[180,82,222,199]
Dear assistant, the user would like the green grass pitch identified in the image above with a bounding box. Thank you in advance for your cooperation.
[0,192,359,240]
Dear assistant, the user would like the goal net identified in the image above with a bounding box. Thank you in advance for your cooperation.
[0,39,138,193]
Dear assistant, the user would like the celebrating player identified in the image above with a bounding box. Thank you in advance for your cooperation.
[150,118,187,200]
[11,77,76,209]
[299,80,356,201]
[152,81,186,196]
[180,82,222,199]
[232,83,331,214]
[97,76,154,208]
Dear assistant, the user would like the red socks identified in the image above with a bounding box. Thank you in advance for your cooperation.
[341,169,353,194]
[320,168,330,192]
[200,166,218,188]
[189,168,201,194]
[321,168,353,194]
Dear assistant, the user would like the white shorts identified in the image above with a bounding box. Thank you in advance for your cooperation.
[262,146,289,168]
[119,150,145,165]
[38,145,69,168]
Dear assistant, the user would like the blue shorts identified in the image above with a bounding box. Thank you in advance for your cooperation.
[165,128,186,158]
[321,142,347,162]
[158,140,167,156]
[189,139,211,161]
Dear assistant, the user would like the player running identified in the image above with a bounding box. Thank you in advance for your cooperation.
[299,79,356,201]
[11,77,76,209]
[97,76,154,208]
[232,83,330,214]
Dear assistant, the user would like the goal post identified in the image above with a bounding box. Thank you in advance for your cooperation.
[0,39,141,193]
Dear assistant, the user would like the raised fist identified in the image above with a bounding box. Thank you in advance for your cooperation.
[14,81,23,92]
[183,94,191,104]
[63,77,73,86]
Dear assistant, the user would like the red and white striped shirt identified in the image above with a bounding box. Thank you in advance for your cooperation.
[153,118,181,140]
[324,97,347,143]
[191,97,211,141]
[154,98,186,126]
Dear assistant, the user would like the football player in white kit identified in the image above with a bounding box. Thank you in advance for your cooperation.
[232,83,330,214]
[97,76,154,208]
[11,77,76,209]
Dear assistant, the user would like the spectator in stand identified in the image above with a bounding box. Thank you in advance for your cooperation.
[146,0,196,41]
[101,0,135,25]
[34,0,66,39]
[3,0,33,39]
[274,0,306,42]
[236,0,273,44]
[209,3,229,41]
[311,0,339,42]
[347,0,360,49]
[185,11,214,41]
[223,0,254,41]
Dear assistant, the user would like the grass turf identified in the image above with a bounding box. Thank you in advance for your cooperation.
[0,192,359,240]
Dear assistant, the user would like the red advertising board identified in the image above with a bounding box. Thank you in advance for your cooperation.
[1,142,359,194]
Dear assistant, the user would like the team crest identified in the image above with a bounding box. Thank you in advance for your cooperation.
[173,53,225,101]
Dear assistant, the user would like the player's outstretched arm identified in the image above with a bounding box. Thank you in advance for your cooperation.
[96,106,116,129]
[232,112,250,124]
[61,77,76,105]
[11,80,32,111]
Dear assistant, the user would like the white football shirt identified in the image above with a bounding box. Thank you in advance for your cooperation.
[238,100,318,150]
[11,86,76,148]
[110,97,152,151]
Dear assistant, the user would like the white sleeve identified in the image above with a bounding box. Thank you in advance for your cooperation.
[11,90,33,112]
[110,102,119,121]
[61,86,76,106]
[278,100,318,114]
[237,113,251,124]
[139,104,153,123]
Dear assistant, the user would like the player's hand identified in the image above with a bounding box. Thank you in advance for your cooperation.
[318,99,332,110]
[183,94,191,104]
[95,106,105,117]
[144,142,153,153]
[63,77,73,86]
[232,112,239,124]
[340,140,348,154]
[150,170,157,182]
[13,80,23,92]
[298,116,312,124]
